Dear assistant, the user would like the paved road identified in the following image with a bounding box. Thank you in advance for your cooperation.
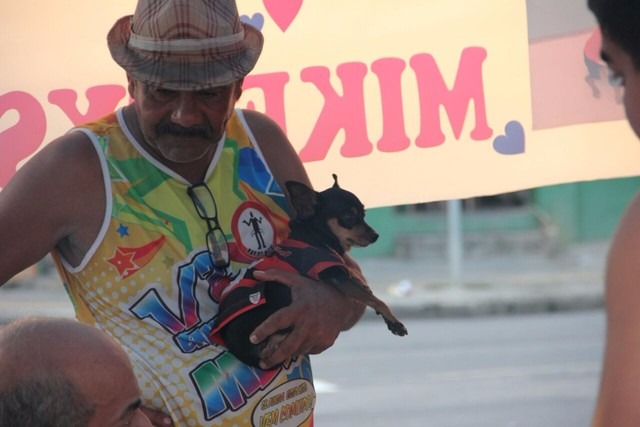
[312,310,604,427]
[0,270,605,425]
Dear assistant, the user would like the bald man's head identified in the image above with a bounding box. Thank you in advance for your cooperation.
[0,318,131,389]
[0,317,150,427]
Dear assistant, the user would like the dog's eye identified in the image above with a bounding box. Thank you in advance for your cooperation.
[340,212,357,228]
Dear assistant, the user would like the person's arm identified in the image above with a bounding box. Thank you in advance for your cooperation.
[241,109,366,368]
[592,191,640,426]
[0,132,104,285]
[0,133,177,426]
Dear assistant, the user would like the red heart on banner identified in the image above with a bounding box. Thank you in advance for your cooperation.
[263,0,303,32]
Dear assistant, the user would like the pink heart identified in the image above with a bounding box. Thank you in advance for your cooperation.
[263,0,303,32]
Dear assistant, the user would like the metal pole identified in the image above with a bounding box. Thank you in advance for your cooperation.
[447,199,463,288]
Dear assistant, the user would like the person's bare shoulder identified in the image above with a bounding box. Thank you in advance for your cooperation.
[594,190,640,424]
[241,109,287,142]
[240,109,311,189]
[0,130,105,280]
[605,190,640,319]
[608,191,640,275]
[23,130,104,210]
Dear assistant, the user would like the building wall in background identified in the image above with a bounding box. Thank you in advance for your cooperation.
[354,177,640,258]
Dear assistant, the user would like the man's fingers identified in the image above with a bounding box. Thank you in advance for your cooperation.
[248,268,347,369]
[250,305,294,345]
[249,270,318,344]
[258,326,305,369]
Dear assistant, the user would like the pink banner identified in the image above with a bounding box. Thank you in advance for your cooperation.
[1,0,637,206]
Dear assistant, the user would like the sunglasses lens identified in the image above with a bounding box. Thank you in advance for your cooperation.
[207,228,229,268]
[190,185,217,219]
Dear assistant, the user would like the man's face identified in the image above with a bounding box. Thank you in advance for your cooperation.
[67,340,152,427]
[129,78,243,164]
[85,358,151,427]
[601,33,640,138]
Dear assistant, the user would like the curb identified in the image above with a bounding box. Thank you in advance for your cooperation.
[362,281,604,320]
[0,258,606,323]
[362,293,604,321]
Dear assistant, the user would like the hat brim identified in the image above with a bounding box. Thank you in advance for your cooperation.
[107,15,264,90]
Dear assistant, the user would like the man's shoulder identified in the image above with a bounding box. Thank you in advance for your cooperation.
[21,131,105,197]
[235,109,309,189]
[239,109,285,136]
[48,130,103,166]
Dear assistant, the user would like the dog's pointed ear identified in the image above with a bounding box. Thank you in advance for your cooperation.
[285,181,318,219]
[332,173,340,189]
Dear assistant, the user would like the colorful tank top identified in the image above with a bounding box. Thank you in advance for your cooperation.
[50,108,316,426]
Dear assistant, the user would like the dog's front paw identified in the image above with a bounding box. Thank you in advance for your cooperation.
[388,321,408,336]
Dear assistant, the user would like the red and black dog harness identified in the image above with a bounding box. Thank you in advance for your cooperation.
[209,238,363,346]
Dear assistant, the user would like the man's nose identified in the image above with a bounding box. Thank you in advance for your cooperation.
[170,93,201,127]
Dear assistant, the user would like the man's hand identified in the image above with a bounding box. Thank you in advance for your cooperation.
[249,269,365,369]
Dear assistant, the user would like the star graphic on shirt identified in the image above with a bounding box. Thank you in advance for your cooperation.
[116,224,129,237]
[106,236,166,279]
[162,256,174,269]
[107,248,139,278]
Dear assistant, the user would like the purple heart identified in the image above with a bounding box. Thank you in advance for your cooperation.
[493,120,525,155]
[240,13,265,30]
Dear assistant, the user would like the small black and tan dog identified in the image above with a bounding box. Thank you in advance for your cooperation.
[209,175,407,367]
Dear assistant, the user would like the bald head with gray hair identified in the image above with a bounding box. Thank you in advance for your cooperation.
[0,317,150,427]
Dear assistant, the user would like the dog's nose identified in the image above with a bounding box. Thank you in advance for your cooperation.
[370,231,379,243]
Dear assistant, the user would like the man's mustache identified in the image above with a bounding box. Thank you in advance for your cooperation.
[156,121,214,139]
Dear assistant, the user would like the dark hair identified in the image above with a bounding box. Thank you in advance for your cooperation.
[0,375,94,427]
[588,0,640,69]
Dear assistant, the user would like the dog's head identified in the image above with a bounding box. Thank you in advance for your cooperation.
[285,174,378,253]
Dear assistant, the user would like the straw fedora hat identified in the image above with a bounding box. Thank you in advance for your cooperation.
[108,0,264,90]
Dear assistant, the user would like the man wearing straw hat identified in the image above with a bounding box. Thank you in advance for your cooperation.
[0,0,365,425]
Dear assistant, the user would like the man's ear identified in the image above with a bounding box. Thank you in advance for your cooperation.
[285,181,318,219]
[234,78,244,100]
[127,74,136,100]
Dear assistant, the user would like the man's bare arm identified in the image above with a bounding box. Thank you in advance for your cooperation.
[0,132,104,284]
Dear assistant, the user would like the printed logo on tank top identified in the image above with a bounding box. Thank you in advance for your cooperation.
[232,201,278,259]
